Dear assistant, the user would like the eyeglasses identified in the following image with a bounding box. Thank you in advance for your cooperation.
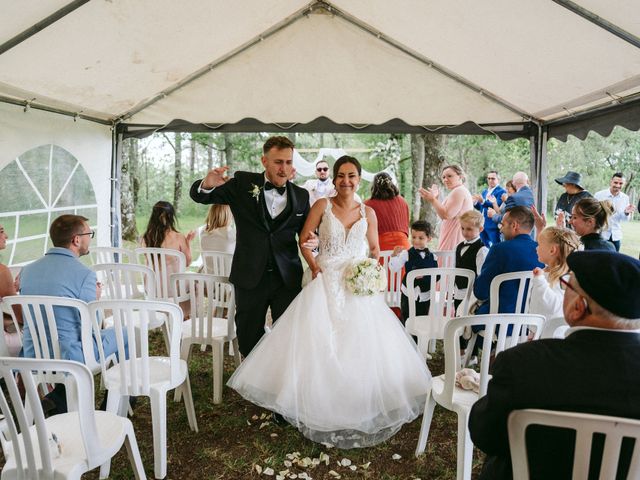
[77,230,95,239]
[559,275,591,314]
[316,167,329,172]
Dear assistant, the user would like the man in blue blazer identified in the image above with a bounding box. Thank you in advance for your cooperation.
[474,206,543,315]
[20,215,122,413]
[473,170,506,247]
[489,171,535,227]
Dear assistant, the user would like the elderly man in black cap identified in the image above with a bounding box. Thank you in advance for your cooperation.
[554,171,592,228]
[469,250,640,480]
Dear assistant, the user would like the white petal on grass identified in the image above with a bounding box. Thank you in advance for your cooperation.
[270,433,278,438]
[319,452,330,465]
[321,442,335,449]
[255,465,263,474]
[276,476,284,480]
[263,467,275,476]
[392,453,402,460]
[349,465,357,471]
[260,413,268,420]
[328,470,341,478]
[361,462,371,469]
[247,420,252,426]
[259,422,270,429]
[283,460,292,468]
[339,458,352,467]
[252,414,259,421]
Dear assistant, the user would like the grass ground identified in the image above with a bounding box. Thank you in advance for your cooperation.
[80,337,478,480]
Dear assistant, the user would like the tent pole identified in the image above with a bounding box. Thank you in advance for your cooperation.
[530,123,548,215]
[110,128,123,247]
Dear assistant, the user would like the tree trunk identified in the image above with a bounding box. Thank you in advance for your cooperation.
[189,134,196,179]
[173,133,183,211]
[207,136,214,171]
[120,139,139,241]
[411,134,445,230]
[223,132,232,167]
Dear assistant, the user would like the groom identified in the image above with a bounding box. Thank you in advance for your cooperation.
[190,136,313,356]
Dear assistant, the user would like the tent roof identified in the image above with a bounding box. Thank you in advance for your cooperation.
[1,0,639,139]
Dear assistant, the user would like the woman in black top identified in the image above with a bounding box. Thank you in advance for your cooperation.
[569,197,615,251]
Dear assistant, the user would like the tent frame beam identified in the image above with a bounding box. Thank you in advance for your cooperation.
[552,0,640,49]
[0,95,112,125]
[0,0,91,55]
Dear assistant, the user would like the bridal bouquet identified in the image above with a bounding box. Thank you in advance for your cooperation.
[344,258,386,296]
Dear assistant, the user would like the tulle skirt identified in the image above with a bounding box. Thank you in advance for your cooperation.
[227,272,432,448]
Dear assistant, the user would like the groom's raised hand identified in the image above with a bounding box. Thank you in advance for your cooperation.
[202,166,230,189]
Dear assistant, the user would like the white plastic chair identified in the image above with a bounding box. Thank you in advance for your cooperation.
[135,248,187,301]
[89,299,198,480]
[508,409,640,480]
[92,246,136,265]
[0,357,147,480]
[171,273,240,404]
[540,316,569,339]
[405,267,475,360]
[379,250,403,308]
[90,263,157,301]
[3,295,105,402]
[415,314,545,480]
[464,270,534,366]
[433,250,455,268]
[200,250,233,276]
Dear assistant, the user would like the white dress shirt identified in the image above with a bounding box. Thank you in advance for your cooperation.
[594,189,630,241]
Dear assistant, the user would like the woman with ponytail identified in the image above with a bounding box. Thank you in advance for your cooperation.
[570,198,616,251]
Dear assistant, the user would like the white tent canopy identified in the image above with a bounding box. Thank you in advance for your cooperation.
[1,0,639,250]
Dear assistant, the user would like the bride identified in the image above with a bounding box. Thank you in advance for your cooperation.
[228,156,431,448]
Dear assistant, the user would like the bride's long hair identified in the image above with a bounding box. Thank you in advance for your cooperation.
[332,156,362,186]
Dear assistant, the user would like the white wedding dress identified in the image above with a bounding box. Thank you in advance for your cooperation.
[227,201,431,448]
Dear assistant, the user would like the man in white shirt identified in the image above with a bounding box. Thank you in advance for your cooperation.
[594,172,635,251]
[301,160,335,205]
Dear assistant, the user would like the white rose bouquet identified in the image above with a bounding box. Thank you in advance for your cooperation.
[344,258,386,296]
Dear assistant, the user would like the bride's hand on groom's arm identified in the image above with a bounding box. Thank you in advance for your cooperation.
[301,231,319,251]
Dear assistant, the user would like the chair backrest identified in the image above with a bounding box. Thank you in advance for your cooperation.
[433,250,455,268]
[0,357,102,477]
[2,295,102,374]
[540,316,569,339]
[508,409,640,480]
[88,299,183,396]
[200,251,233,276]
[90,263,156,300]
[91,246,136,265]
[171,273,236,343]
[441,314,545,399]
[405,267,476,339]
[378,250,403,308]
[135,247,186,300]
[489,270,534,314]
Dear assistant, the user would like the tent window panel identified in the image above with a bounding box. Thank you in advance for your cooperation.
[12,238,47,265]
[50,146,80,206]
[55,167,96,207]
[76,207,98,226]
[18,212,49,238]
[18,145,52,204]
[0,162,45,212]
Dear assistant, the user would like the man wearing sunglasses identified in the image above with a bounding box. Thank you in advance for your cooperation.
[470,250,640,480]
[472,170,506,248]
[302,160,336,205]
[19,215,122,414]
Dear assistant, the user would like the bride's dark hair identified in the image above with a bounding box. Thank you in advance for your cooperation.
[332,155,361,183]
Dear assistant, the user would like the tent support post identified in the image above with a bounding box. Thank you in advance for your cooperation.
[530,123,548,215]
[110,129,123,247]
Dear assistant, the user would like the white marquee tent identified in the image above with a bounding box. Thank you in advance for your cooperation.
[1,0,639,250]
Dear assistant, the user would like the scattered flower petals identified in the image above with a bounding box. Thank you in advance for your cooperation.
[263,467,275,476]
[328,470,341,478]
[283,460,292,468]
[276,476,285,480]
[288,474,298,479]
[319,452,330,465]
[279,470,289,476]
[361,462,371,469]
[260,413,268,420]
[247,420,252,426]
[392,453,402,460]
[252,414,259,421]
[349,465,357,471]
[339,458,351,467]
[270,433,278,438]
[255,465,263,474]
[259,422,270,429]
[321,442,335,449]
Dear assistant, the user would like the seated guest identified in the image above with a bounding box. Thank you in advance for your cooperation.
[470,251,640,480]
[454,210,488,312]
[473,206,544,315]
[0,223,22,356]
[142,200,196,266]
[530,226,580,321]
[570,197,615,251]
[389,220,437,324]
[20,215,124,414]
[200,204,236,254]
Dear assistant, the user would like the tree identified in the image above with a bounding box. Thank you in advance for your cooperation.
[411,134,446,228]
[120,138,139,241]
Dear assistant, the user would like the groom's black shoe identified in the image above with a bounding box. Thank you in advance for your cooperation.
[272,412,285,425]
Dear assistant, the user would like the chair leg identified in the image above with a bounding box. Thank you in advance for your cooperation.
[150,390,167,479]
[99,391,122,478]
[174,343,192,403]
[181,374,198,432]
[456,410,473,480]
[232,338,241,367]
[417,336,432,361]
[212,341,223,404]
[415,390,437,456]
[428,338,437,354]
[124,426,147,480]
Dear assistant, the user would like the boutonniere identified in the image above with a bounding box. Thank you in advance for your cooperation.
[249,183,262,202]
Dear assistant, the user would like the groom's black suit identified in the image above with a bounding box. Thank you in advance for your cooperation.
[190,171,310,355]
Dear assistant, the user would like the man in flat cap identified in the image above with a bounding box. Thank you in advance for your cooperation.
[554,171,591,228]
[469,250,640,480]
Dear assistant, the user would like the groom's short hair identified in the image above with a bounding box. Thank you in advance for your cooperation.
[263,136,295,154]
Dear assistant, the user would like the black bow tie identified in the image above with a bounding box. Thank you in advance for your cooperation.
[264,182,286,195]
[415,248,428,253]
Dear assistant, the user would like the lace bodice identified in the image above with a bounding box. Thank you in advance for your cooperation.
[317,200,368,262]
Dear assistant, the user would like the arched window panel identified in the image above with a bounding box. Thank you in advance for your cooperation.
[0,145,98,266]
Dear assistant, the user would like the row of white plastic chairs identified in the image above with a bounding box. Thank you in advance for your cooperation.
[1,268,239,479]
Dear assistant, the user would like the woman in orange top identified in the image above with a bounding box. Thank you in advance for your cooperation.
[364,172,410,253]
